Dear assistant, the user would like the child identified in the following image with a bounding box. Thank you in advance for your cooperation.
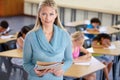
[71,31,96,80]
[11,26,32,66]
[92,33,113,80]
[0,20,10,36]
[85,18,101,39]
[0,20,10,71]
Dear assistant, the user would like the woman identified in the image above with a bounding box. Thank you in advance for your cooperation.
[23,0,73,80]
[71,31,96,80]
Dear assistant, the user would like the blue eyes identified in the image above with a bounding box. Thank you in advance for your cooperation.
[42,13,46,15]
[42,13,54,16]
[50,13,54,15]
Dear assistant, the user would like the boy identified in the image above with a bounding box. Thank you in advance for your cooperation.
[0,20,10,36]
[85,18,101,39]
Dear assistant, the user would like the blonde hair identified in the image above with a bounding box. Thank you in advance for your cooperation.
[71,31,84,41]
[32,0,64,31]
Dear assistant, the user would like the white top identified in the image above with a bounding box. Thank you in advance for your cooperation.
[11,37,24,66]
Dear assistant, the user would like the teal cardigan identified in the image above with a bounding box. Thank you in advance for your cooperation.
[23,25,73,80]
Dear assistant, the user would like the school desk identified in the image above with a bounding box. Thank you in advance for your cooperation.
[64,57,105,78]
[87,41,120,56]
[0,49,22,58]
[87,41,120,80]
[64,20,86,27]
[0,33,17,44]
[83,26,120,35]
[0,49,105,78]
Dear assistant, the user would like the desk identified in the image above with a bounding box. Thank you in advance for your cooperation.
[65,20,86,27]
[112,25,120,30]
[0,49,105,78]
[0,37,16,44]
[0,49,22,58]
[0,34,17,44]
[87,41,120,80]
[87,41,120,56]
[64,57,105,78]
[83,27,120,35]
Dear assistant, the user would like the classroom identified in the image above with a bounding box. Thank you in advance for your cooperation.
[0,0,120,80]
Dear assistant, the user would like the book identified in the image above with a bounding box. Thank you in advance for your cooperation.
[86,48,94,53]
[104,44,116,49]
[34,61,63,70]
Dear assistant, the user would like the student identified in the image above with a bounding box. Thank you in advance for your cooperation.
[0,20,10,36]
[0,20,10,71]
[71,31,96,80]
[85,18,101,39]
[23,0,73,80]
[92,33,113,80]
[11,26,32,66]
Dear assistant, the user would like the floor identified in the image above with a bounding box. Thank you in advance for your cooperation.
[0,15,120,80]
[0,15,35,34]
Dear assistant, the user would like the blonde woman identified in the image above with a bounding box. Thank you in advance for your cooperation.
[71,31,96,80]
[23,0,73,80]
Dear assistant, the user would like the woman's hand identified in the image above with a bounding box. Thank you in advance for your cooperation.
[34,69,53,77]
[52,69,64,77]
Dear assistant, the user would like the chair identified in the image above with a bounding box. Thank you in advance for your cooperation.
[5,40,17,50]
[75,24,87,31]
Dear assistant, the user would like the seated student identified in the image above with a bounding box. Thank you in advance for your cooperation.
[85,18,101,39]
[92,33,113,80]
[0,20,10,71]
[71,31,96,80]
[11,26,32,66]
[0,20,10,36]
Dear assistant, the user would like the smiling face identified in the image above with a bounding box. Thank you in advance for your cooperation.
[39,6,57,28]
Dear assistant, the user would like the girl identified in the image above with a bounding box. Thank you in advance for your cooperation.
[11,26,31,66]
[92,33,113,80]
[71,31,96,80]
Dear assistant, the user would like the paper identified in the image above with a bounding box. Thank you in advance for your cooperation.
[99,27,107,33]
[74,62,91,66]
[104,44,116,49]
[74,57,93,66]
[86,48,94,53]
[84,36,89,40]
[0,35,13,39]
[34,61,63,70]
[83,30,89,33]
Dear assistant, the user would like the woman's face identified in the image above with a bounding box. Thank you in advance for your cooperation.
[39,6,57,27]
